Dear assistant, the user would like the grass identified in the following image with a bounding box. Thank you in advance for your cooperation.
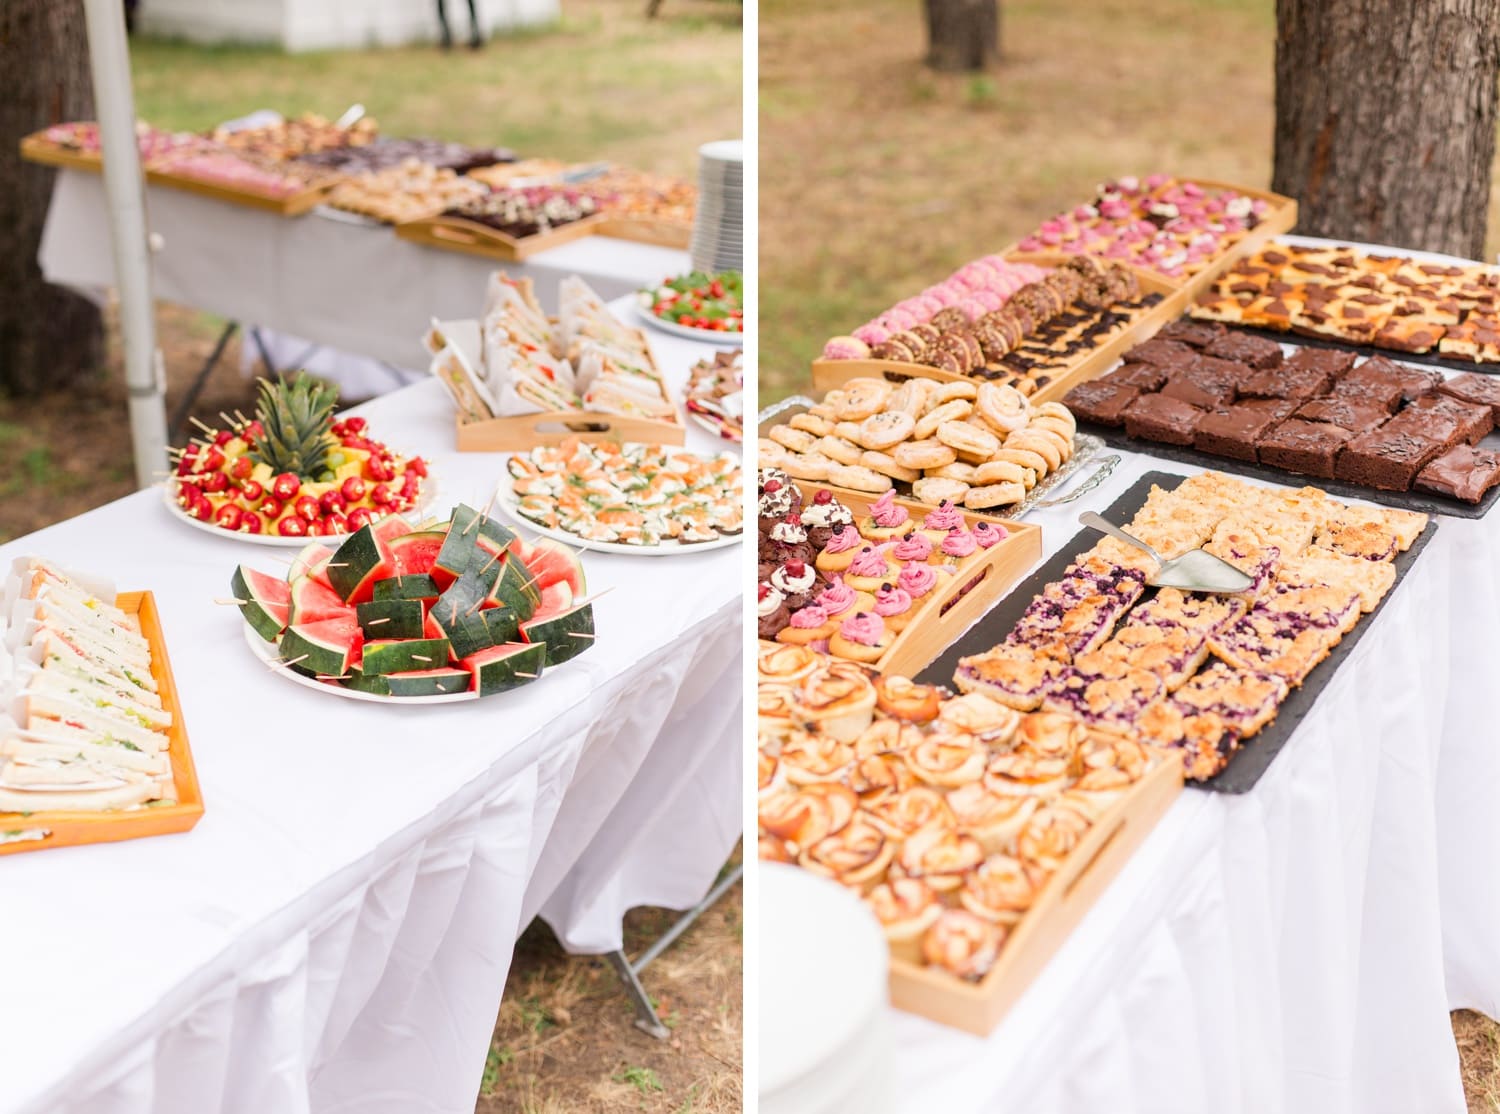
[757,0,1500,403]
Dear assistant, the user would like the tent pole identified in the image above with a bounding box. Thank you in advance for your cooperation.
[81,0,168,488]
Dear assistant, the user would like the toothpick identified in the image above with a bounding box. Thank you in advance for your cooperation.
[316,674,351,682]
[280,654,309,667]
[566,632,596,639]
[366,616,389,624]
[513,671,539,679]
[412,655,433,663]
[234,409,251,427]
[214,597,248,606]
[219,411,242,431]
[189,416,217,436]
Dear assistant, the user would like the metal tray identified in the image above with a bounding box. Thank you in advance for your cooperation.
[913,470,1439,794]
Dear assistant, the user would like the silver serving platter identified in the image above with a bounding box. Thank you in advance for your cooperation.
[755,395,1119,518]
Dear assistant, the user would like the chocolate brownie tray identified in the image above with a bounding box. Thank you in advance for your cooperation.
[1216,324,1500,377]
[914,471,1438,794]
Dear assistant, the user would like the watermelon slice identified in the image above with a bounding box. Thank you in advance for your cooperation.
[231,565,290,642]
[521,602,594,665]
[461,642,546,696]
[289,542,336,591]
[388,530,446,577]
[430,606,497,660]
[328,523,396,604]
[280,614,363,678]
[530,581,574,623]
[362,637,451,676]
[480,606,520,645]
[372,515,414,545]
[372,574,440,602]
[288,574,355,626]
[384,668,471,697]
[433,505,516,587]
[523,539,587,597]
[356,599,425,640]
[343,666,391,696]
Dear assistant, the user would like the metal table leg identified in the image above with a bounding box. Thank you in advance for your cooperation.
[607,862,743,1039]
[169,320,237,440]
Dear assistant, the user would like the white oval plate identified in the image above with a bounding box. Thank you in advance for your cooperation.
[242,622,477,704]
[493,473,743,558]
[634,303,743,347]
[161,476,438,548]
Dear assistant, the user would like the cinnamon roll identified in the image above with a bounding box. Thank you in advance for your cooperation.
[903,733,988,789]
[1077,732,1154,782]
[865,786,956,840]
[866,877,944,965]
[852,717,923,758]
[758,750,787,803]
[959,853,1048,925]
[983,749,1073,798]
[781,731,856,786]
[757,642,825,687]
[758,783,859,849]
[934,692,1022,745]
[1060,766,1133,821]
[897,824,986,892]
[873,675,944,724]
[945,782,1040,854]
[799,814,897,893]
[1017,803,1093,872]
[921,909,1005,981]
[758,684,801,737]
[848,751,917,807]
[759,829,794,864]
[1012,711,1088,762]
[796,661,877,741]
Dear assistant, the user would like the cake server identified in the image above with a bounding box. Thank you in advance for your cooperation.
[1078,511,1252,594]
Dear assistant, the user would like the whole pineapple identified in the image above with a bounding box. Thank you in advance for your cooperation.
[249,374,339,480]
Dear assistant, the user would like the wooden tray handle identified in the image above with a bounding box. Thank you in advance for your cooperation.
[431,224,481,246]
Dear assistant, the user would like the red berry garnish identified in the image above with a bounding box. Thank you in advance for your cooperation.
[763,479,781,493]
[784,560,806,575]
[758,584,771,601]
[814,490,833,504]
[278,515,308,537]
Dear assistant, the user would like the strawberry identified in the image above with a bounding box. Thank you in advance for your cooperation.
[343,417,367,435]
[339,476,366,503]
[230,457,253,481]
[405,457,428,478]
[240,512,263,535]
[189,497,215,522]
[214,504,243,531]
[202,471,229,494]
[242,420,264,443]
[326,513,349,535]
[239,479,263,503]
[365,456,394,482]
[346,507,373,531]
[259,496,284,520]
[272,473,301,502]
[278,515,308,537]
[294,495,320,521]
[370,482,394,506]
[201,446,226,473]
[318,490,346,516]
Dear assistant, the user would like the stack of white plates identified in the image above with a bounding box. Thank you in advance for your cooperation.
[760,864,896,1114]
[690,139,742,275]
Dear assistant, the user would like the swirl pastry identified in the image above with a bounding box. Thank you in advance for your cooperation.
[852,718,923,758]
[934,691,1022,744]
[921,909,1005,981]
[799,814,897,893]
[757,642,824,686]
[873,675,944,724]
[865,786,956,840]
[1017,803,1094,872]
[759,830,794,864]
[946,782,1040,854]
[904,734,988,789]
[757,684,801,738]
[1060,766,1134,820]
[848,751,918,807]
[1078,732,1154,781]
[1012,711,1088,762]
[758,783,859,849]
[897,824,986,892]
[758,751,787,803]
[866,877,944,964]
[796,662,877,741]
[959,853,1048,925]
[984,749,1073,798]
[781,731,855,786]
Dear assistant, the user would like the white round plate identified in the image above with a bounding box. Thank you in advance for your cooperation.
[494,473,743,557]
[161,477,437,548]
[242,622,477,704]
[634,303,743,346]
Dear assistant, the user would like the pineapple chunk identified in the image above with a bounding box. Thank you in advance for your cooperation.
[251,462,274,487]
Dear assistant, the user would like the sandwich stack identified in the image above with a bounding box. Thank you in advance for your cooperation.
[690,139,743,275]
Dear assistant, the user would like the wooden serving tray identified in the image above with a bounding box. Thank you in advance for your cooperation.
[397,211,609,261]
[775,483,1041,678]
[456,408,685,452]
[596,215,693,250]
[0,590,204,856]
[143,166,336,216]
[888,754,1182,1035]
[19,133,103,173]
[808,260,1186,407]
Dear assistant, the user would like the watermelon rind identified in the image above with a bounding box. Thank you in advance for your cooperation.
[433,504,516,585]
[498,551,542,611]
[384,668,471,697]
[328,523,395,604]
[289,542,336,590]
[372,574,439,602]
[232,565,290,643]
[342,665,391,696]
[481,606,520,645]
[523,539,587,597]
[462,641,546,696]
[280,616,362,678]
[361,637,452,676]
[430,607,496,660]
[520,602,595,665]
[288,574,354,626]
[356,598,426,641]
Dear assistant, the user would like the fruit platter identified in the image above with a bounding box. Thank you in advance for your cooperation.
[499,440,744,554]
[637,271,744,344]
[233,503,595,703]
[167,375,431,545]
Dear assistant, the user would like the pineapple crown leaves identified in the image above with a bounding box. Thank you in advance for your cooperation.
[248,373,341,478]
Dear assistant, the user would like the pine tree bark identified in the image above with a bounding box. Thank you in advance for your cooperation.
[0,0,103,398]
[1271,0,1500,259]
[924,0,1000,72]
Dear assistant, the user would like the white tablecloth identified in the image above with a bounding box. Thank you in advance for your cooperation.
[38,168,688,371]
[879,240,1500,1113]
[0,312,741,1114]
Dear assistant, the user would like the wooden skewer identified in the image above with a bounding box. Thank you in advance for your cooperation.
[513,671,539,679]
[234,409,251,427]
[188,416,217,437]
[412,655,433,663]
[566,632,596,640]
[366,616,390,625]
[219,411,242,431]
[213,598,248,606]
[280,654,309,667]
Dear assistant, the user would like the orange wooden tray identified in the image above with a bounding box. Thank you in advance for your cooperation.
[397,211,609,261]
[595,215,693,250]
[19,133,103,173]
[455,408,685,451]
[0,590,204,856]
[142,166,335,216]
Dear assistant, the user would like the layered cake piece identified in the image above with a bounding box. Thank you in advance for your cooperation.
[1203,330,1283,368]
[1415,444,1500,504]
[1207,606,1343,685]
[1240,361,1335,401]
[1256,419,1352,479]
[1276,546,1396,613]
[1102,361,1172,391]
[1343,355,1440,403]
[1041,646,1166,735]
[1169,662,1288,737]
[1156,319,1226,349]
[953,644,1067,711]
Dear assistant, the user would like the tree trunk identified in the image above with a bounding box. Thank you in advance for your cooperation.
[0,0,103,398]
[1272,0,1500,260]
[924,0,1000,72]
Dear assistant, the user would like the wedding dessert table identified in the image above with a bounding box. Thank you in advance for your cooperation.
[0,305,741,1114]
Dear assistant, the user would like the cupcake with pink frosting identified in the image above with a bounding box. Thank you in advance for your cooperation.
[898,561,939,600]
[814,521,865,574]
[816,575,877,621]
[890,530,935,567]
[872,583,916,633]
[843,544,897,593]
[972,521,1008,549]
[862,490,911,540]
[829,611,890,664]
[919,500,966,545]
[776,602,835,646]
[938,526,979,565]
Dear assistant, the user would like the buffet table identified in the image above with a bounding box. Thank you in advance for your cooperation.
[37,167,688,372]
[0,309,741,1114]
[862,236,1500,1112]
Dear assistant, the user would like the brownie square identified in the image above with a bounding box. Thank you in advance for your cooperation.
[1409,393,1494,445]
[1123,338,1200,369]
[1348,355,1442,402]
[1293,397,1392,434]
[1282,346,1358,377]
[1204,331,1283,369]
[1102,361,1170,391]
[1330,375,1404,413]
[1156,319,1226,349]
[1415,444,1500,504]
[1437,372,1500,421]
[1334,430,1445,491]
[1382,407,1464,451]
[1062,379,1142,427]
[1240,363,1335,401]
[1256,419,1353,479]
[1160,356,1243,409]
[1123,393,1205,446]
[1193,404,1283,461]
